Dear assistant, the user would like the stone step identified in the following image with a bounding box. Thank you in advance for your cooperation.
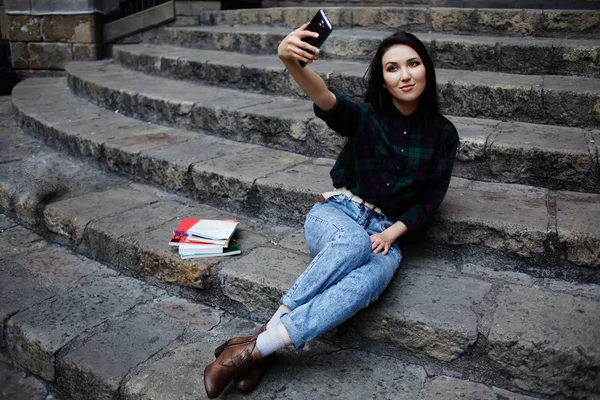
[61,58,600,193]
[197,7,600,39]
[143,25,600,79]
[1,100,598,398]
[11,78,600,275]
[111,43,600,131]
[260,0,600,10]
[0,221,559,400]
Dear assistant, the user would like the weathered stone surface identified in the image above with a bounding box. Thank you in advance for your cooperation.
[43,186,159,243]
[136,132,254,190]
[488,285,600,396]
[419,376,540,400]
[355,267,492,362]
[542,10,600,36]
[57,303,188,400]
[543,74,600,127]
[380,7,430,31]
[122,318,256,400]
[40,14,97,43]
[556,192,600,267]
[192,146,309,203]
[6,276,164,381]
[475,9,542,35]
[427,185,549,258]
[278,228,310,254]
[0,214,16,230]
[78,200,185,271]
[4,0,31,13]
[430,8,473,33]
[220,247,312,315]
[0,225,47,258]
[255,158,333,223]
[0,359,48,400]
[28,42,73,70]
[490,122,591,183]
[7,15,40,41]
[72,43,101,61]
[450,116,498,162]
[9,41,29,69]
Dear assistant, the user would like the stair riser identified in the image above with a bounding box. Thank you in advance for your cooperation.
[199,7,600,39]
[150,28,600,79]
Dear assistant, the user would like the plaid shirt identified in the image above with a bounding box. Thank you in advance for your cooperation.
[314,90,458,232]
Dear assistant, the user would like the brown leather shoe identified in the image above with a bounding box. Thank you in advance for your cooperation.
[204,334,263,399]
[213,324,269,393]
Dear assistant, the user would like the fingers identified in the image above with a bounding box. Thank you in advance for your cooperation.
[370,235,390,255]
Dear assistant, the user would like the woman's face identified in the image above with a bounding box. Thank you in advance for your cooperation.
[381,44,426,114]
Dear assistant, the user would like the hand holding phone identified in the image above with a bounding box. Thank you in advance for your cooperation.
[298,10,333,67]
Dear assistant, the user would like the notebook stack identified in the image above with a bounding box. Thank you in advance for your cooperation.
[169,218,241,259]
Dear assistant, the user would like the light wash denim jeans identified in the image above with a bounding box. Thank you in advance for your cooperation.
[280,194,402,348]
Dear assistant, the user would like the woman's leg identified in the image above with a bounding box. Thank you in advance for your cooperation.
[280,242,401,348]
[280,197,373,312]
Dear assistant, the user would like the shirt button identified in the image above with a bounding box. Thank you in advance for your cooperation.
[401,149,404,152]
[387,183,390,186]
[403,131,407,134]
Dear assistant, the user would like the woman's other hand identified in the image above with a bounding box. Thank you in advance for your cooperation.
[278,23,320,65]
[370,221,408,255]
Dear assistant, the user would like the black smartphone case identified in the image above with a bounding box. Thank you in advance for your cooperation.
[299,10,333,68]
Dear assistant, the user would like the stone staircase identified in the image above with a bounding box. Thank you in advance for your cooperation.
[1,4,600,400]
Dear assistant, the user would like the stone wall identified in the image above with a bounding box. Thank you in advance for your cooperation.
[174,0,221,26]
[7,13,102,70]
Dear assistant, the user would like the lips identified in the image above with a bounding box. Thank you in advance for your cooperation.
[400,84,415,92]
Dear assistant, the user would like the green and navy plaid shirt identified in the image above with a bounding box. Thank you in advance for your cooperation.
[314,90,459,232]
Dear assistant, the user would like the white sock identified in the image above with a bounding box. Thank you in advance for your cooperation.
[256,326,286,357]
[266,305,287,331]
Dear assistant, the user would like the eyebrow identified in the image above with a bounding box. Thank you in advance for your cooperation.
[385,57,421,66]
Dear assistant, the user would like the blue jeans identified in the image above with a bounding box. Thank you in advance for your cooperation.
[280,194,402,348]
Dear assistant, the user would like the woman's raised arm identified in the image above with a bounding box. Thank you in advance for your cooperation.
[278,23,336,112]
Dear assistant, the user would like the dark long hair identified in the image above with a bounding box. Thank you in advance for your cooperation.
[364,32,440,120]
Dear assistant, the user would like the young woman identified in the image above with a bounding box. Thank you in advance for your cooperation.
[204,25,459,399]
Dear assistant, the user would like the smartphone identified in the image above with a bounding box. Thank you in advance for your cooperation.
[298,10,333,68]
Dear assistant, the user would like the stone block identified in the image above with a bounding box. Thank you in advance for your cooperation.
[449,116,498,162]
[4,0,31,13]
[137,225,223,289]
[5,276,163,381]
[175,1,191,15]
[8,15,40,41]
[192,146,309,203]
[278,229,310,254]
[543,75,600,127]
[72,43,101,61]
[419,376,540,400]
[136,133,252,191]
[255,158,334,223]
[0,359,48,400]
[556,192,600,267]
[427,186,549,258]
[432,39,498,76]
[475,9,542,35]
[9,41,28,69]
[42,186,159,243]
[355,268,492,362]
[220,247,314,313]
[57,305,187,400]
[351,7,379,27]
[542,10,600,35]
[431,8,473,33]
[488,285,600,396]
[28,42,72,70]
[41,14,98,43]
[380,7,430,31]
[490,122,591,183]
